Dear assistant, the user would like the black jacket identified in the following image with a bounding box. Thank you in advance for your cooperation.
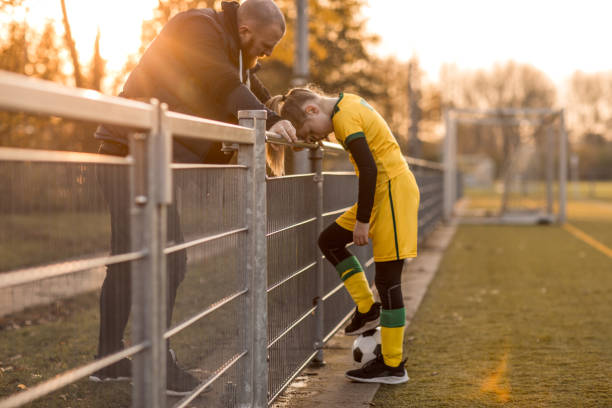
[96,1,281,163]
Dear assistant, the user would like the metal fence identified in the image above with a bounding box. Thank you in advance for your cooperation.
[0,71,445,408]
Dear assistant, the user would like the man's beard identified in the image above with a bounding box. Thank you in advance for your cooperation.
[242,38,259,69]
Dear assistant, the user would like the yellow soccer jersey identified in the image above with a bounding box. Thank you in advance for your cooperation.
[331,93,408,183]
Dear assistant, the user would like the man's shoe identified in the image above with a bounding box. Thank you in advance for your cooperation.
[345,355,409,384]
[89,357,132,382]
[344,302,381,336]
[166,349,201,396]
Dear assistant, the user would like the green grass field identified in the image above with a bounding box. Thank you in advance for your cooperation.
[373,198,612,407]
[0,245,242,407]
[2,182,610,407]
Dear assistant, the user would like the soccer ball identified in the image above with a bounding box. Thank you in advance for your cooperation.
[352,328,381,365]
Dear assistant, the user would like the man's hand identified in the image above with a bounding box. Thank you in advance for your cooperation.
[269,120,297,144]
[353,220,369,246]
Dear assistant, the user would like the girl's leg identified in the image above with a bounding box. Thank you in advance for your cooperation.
[374,260,405,367]
[318,222,375,314]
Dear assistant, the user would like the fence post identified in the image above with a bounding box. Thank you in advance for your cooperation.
[546,126,555,217]
[443,110,457,221]
[309,147,325,364]
[559,110,568,224]
[237,110,268,407]
[130,99,171,408]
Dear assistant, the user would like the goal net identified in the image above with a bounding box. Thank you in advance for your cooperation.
[444,108,568,224]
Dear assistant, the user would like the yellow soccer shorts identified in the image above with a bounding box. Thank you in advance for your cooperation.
[336,169,420,262]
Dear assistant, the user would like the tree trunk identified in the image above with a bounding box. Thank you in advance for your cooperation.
[60,0,83,88]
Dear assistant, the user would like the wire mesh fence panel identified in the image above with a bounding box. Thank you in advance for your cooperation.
[173,167,247,242]
[266,175,317,235]
[165,293,248,408]
[267,313,317,403]
[412,165,444,239]
[0,155,140,407]
[163,167,249,408]
[322,173,358,214]
[0,161,114,274]
[266,174,320,402]
[267,222,317,292]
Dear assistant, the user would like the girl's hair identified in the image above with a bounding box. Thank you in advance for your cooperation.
[264,86,323,176]
[267,86,323,132]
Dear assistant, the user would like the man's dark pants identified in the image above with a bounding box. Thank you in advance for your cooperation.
[96,141,186,357]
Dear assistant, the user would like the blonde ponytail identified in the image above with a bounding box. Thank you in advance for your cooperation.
[265,95,287,176]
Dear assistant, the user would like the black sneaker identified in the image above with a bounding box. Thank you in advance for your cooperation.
[345,355,409,384]
[166,349,201,396]
[89,357,132,382]
[344,302,381,336]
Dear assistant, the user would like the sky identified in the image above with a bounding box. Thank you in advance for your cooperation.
[9,0,612,88]
[364,0,612,84]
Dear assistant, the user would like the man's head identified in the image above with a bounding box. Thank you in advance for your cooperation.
[237,0,286,68]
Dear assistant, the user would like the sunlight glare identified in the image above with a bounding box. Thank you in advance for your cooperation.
[63,0,157,72]
[22,0,157,79]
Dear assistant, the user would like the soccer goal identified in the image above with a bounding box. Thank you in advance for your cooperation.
[443,108,568,224]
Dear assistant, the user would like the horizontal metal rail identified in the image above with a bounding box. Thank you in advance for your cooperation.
[174,351,248,408]
[266,172,315,181]
[266,262,317,293]
[450,107,562,116]
[164,228,248,255]
[418,181,443,195]
[265,133,346,153]
[0,147,131,165]
[323,308,355,344]
[164,289,248,339]
[320,140,345,152]
[266,217,316,238]
[364,257,375,268]
[0,251,146,289]
[0,343,147,408]
[267,305,317,350]
[321,282,345,302]
[171,163,248,170]
[167,111,254,144]
[420,194,443,211]
[419,205,443,227]
[322,206,353,218]
[405,156,444,171]
[0,71,154,129]
[265,132,317,149]
[321,255,373,303]
[322,171,355,176]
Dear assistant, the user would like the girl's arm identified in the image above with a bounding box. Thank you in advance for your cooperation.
[347,137,378,223]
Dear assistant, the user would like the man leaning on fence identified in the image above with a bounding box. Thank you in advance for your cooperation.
[91,0,297,396]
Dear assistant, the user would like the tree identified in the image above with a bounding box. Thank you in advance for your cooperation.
[60,0,83,87]
[0,0,24,12]
[566,71,612,141]
[135,0,379,96]
[440,61,558,211]
[88,27,106,91]
[407,55,423,158]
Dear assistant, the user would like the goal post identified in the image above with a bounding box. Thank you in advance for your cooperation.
[443,107,568,224]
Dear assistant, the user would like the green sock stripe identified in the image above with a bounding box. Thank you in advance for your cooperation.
[340,269,362,282]
[335,256,363,279]
[381,308,405,328]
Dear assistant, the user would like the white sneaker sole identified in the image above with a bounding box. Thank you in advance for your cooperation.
[345,317,380,336]
[345,372,409,384]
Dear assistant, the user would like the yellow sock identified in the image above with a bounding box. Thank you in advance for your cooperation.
[381,308,405,367]
[336,256,374,313]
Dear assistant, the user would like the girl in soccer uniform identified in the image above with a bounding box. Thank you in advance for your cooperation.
[269,89,419,384]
